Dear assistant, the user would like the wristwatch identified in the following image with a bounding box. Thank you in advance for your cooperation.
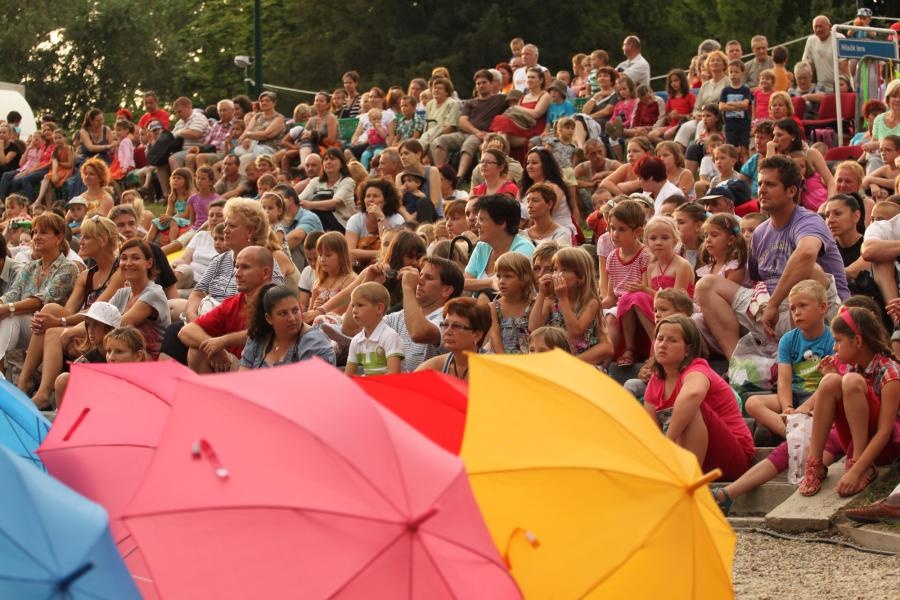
[7,303,14,314]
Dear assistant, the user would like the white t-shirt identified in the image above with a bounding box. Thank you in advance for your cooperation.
[344,212,405,237]
[802,33,844,92]
[616,54,651,88]
[298,265,315,293]
[347,320,405,375]
[864,213,900,242]
[653,181,683,215]
[185,230,218,283]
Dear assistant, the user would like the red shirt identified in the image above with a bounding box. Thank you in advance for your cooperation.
[665,94,696,126]
[36,143,57,170]
[138,109,171,130]
[193,292,247,357]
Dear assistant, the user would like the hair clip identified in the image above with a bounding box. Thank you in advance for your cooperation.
[732,225,741,235]
[705,211,713,219]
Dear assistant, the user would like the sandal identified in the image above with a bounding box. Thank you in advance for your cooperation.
[617,349,635,368]
[838,460,878,498]
[711,488,733,516]
[798,456,827,496]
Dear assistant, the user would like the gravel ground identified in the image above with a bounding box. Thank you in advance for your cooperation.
[733,531,899,599]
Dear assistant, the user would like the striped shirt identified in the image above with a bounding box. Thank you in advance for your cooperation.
[383,307,443,372]
[194,250,284,301]
[606,246,650,299]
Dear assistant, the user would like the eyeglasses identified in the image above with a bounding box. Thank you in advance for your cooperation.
[439,321,473,332]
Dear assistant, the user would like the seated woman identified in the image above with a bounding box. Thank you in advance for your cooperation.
[490,67,550,162]
[521,183,573,246]
[78,158,115,217]
[470,148,519,198]
[416,297,491,380]
[644,315,755,481]
[0,213,79,373]
[299,148,357,233]
[597,136,655,201]
[464,194,535,293]
[240,284,336,369]
[345,179,405,272]
[106,239,172,359]
[800,306,900,497]
[18,216,119,408]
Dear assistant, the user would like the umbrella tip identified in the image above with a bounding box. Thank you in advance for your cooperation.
[686,469,723,493]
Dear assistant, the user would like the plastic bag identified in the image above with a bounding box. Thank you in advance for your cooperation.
[785,413,814,485]
[727,333,778,392]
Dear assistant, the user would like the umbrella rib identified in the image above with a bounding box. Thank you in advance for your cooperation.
[412,535,458,599]
[575,495,686,598]
[4,412,38,462]
[0,529,55,576]
[468,465,685,487]
[324,528,410,598]
[122,503,410,527]
[39,442,159,451]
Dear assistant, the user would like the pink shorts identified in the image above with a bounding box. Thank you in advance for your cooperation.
[767,427,843,472]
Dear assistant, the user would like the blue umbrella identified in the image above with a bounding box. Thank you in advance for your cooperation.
[0,445,140,598]
[0,378,50,469]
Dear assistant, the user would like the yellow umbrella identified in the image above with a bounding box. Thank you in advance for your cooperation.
[461,350,734,599]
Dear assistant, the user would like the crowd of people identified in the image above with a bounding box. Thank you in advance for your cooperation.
[0,11,898,513]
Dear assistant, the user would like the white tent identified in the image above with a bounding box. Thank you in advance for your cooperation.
[0,84,37,137]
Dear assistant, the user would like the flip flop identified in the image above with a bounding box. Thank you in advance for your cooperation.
[617,349,635,368]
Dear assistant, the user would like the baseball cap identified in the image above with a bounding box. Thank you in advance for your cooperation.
[700,185,735,205]
[148,120,163,131]
[84,301,122,329]
[702,180,751,206]
[66,196,88,208]
[857,7,873,17]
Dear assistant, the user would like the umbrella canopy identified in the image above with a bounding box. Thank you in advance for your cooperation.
[0,444,140,598]
[0,378,50,468]
[121,359,520,599]
[354,371,468,454]
[461,350,735,599]
[38,361,196,599]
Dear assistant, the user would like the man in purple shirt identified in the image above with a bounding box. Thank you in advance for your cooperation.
[696,155,848,357]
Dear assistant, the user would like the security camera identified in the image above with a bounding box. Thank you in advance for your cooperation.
[234,55,254,69]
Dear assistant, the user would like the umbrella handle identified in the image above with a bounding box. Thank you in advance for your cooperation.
[687,468,723,493]
[501,528,540,569]
[191,439,229,479]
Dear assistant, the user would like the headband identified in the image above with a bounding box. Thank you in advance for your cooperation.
[839,306,862,338]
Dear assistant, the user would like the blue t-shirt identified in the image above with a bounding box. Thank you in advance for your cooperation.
[547,100,576,128]
[740,153,761,197]
[777,327,835,392]
[465,235,535,279]
[720,84,752,125]
[287,207,323,235]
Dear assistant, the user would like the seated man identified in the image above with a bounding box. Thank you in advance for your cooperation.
[862,212,900,304]
[178,245,273,373]
[696,155,849,358]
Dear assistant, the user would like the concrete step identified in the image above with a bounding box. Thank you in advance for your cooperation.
[765,460,891,532]
[754,446,774,461]
[728,516,764,529]
[836,522,900,554]
[730,481,795,516]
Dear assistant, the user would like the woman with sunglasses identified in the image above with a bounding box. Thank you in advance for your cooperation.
[415,297,491,380]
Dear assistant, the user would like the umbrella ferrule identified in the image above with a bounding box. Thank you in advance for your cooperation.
[686,469,723,493]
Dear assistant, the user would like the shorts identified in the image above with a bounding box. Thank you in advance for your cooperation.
[725,121,751,147]
[731,275,840,339]
[685,142,705,163]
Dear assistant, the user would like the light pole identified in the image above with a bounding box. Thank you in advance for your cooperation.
[253,0,263,96]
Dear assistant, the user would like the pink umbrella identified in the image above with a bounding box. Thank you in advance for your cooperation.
[38,361,196,599]
[120,359,520,599]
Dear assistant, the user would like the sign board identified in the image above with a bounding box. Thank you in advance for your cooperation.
[837,38,898,61]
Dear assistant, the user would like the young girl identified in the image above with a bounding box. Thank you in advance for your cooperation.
[656,141,694,197]
[528,325,573,354]
[485,252,533,354]
[696,213,749,284]
[360,107,388,169]
[799,306,900,497]
[261,191,288,246]
[618,216,695,347]
[104,326,148,363]
[604,74,637,160]
[862,135,900,201]
[531,241,560,289]
[650,69,695,142]
[36,129,74,207]
[752,70,776,124]
[790,151,828,212]
[187,166,220,231]
[673,202,707,271]
[706,144,740,193]
[298,230,324,311]
[147,167,193,243]
[599,200,650,367]
[531,246,610,364]
[1,193,29,234]
[120,189,154,232]
[303,231,355,323]
[108,120,135,184]
[54,301,120,407]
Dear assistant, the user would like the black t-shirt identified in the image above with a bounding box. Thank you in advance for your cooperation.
[837,235,863,268]
[0,140,24,174]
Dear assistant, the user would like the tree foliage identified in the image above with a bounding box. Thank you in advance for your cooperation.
[0,0,861,128]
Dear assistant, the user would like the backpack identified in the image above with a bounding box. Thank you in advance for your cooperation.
[146,130,183,166]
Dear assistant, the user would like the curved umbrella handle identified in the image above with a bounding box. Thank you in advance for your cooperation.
[191,439,229,479]
[501,527,540,569]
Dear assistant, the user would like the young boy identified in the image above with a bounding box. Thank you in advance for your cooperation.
[719,59,752,160]
[745,280,833,438]
[544,80,576,133]
[545,117,578,187]
[695,133,725,198]
[738,120,774,198]
[739,212,766,243]
[625,85,665,139]
[400,171,435,223]
[752,70,776,123]
[509,37,525,68]
[586,49,609,96]
[390,95,425,146]
[345,282,404,376]
[65,196,88,241]
[771,45,793,92]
